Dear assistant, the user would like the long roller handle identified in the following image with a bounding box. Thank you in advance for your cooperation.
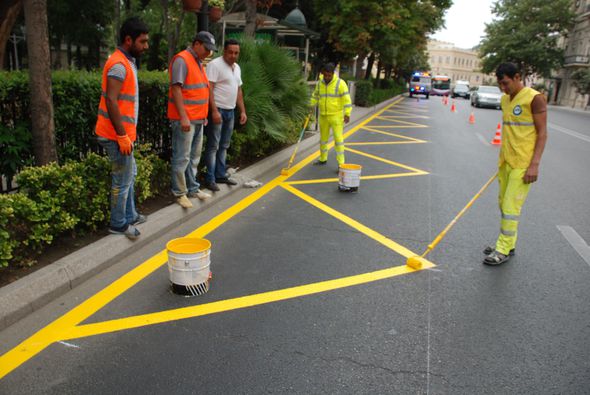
[285,115,311,170]
[421,172,498,258]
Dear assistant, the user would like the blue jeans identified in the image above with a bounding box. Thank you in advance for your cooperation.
[171,121,203,197]
[204,108,235,183]
[98,137,138,231]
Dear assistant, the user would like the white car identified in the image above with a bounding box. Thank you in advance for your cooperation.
[470,85,502,109]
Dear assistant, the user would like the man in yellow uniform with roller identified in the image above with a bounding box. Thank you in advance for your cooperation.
[310,63,352,167]
[483,62,548,266]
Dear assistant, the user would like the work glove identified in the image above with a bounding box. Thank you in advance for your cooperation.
[116,134,133,155]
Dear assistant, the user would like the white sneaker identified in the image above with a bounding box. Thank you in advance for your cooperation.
[189,189,211,200]
[176,195,193,208]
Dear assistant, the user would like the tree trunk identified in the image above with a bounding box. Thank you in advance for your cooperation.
[0,0,22,70]
[23,0,57,165]
[364,52,375,80]
[168,11,185,61]
[244,0,256,38]
[114,0,120,44]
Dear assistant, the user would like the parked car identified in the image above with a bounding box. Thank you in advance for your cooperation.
[451,83,470,99]
[470,85,502,109]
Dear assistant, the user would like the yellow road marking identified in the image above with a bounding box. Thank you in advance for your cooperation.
[347,141,426,146]
[379,114,430,119]
[0,98,409,379]
[281,184,430,261]
[63,264,432,340]
[285,172,428,185]
[344,147,429,175]
[370,118,428,128]
[361,126,427,142]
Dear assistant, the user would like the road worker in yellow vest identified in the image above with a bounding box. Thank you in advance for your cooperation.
[309,63,352,167]
[483,62,548,265]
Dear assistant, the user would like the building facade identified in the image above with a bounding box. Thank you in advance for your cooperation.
[427,40,493,86]
[555,0,590,109]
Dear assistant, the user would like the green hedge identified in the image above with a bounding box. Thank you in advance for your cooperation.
[0,70,170,184]
[354,80,373,107]
[0,145,169,268]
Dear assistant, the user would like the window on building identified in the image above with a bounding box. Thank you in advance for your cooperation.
[446,56,450,64]
[439,56,442,63]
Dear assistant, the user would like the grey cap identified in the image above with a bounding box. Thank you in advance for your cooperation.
[195,31,217,51]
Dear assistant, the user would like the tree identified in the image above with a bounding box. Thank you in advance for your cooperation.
[23,0,57,165]
[0,0,22,69]
[479,0,575,81]
[244,0,257,37]
[571,68,590,109]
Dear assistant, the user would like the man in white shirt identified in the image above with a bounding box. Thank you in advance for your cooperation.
[202,39,247,191]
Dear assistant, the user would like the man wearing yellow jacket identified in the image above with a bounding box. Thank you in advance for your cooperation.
[310,63,352,166]
[484,62,548,266]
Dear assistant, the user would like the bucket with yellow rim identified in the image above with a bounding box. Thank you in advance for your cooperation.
[338,164,362,192]
[166,237,211,296]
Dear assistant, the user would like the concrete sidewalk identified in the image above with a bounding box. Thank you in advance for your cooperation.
[0,96,400,330]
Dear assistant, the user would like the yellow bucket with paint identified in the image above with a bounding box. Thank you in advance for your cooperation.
[338,164,362,192]
[166,238,211,296]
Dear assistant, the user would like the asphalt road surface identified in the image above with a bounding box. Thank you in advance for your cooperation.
[1,96,589,394]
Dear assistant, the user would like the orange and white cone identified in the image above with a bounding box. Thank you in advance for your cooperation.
[450,99,456,113]
[491,123,502,145]
[468,111,475,124]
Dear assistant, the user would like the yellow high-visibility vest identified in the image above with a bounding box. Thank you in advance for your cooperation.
[499,87,540,168]
[310,77,352,117]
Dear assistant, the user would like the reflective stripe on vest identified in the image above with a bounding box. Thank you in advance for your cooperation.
[167,50,209,121]
[95,49,137,141]
[499,87,540,168]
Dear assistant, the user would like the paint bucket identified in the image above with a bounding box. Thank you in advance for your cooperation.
[338,164,362,192]
[166,237,211,296]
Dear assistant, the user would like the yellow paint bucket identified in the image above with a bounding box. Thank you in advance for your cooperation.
[166,238,211,296]
[338,164,362,192]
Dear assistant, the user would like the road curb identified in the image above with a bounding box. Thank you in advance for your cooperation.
[0,96,401,331]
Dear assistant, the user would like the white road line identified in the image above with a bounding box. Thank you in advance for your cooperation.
[548,123,590,143]
[557,225,590,267]
[58,341,80,349]
[476,133,490,146]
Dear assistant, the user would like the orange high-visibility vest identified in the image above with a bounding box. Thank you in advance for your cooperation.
[95,49,137,141]
[167,50,209,121]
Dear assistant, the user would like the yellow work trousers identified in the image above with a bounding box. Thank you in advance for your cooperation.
[495,162,532,255]
[319,114,345,165]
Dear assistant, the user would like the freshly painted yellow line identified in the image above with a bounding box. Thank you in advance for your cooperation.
[361,127,427,142]
[0,98,407,380]
[62,263,431,340]
[284,171,428,185]
[345,147,429,175]
[368,119,428,128]
[281,184,429,261]
[379,114,430,120]
[346,141,427,146]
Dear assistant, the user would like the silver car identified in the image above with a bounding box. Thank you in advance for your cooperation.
[470,85,502,109]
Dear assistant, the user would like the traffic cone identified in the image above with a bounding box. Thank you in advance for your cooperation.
[491,123,502,145]
[450,100,456,113]
[444,96,448,105]
[468,111,475,124]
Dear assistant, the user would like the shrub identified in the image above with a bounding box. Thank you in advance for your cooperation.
[0,146,168,268]
[354,80,373,107]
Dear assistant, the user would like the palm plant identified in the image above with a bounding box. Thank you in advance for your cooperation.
[238,38,309,143]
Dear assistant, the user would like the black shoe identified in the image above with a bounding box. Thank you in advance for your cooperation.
[130,214,147,225]
[216,177,238,185]
[483,250,511,266]
[203,181,220,192]
[313,160,327,166]
[483,246,515,256]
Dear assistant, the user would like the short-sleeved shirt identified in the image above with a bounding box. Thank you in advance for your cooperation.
[170,47,205,124]
[107,47,139,125]
[206,56,242,110]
